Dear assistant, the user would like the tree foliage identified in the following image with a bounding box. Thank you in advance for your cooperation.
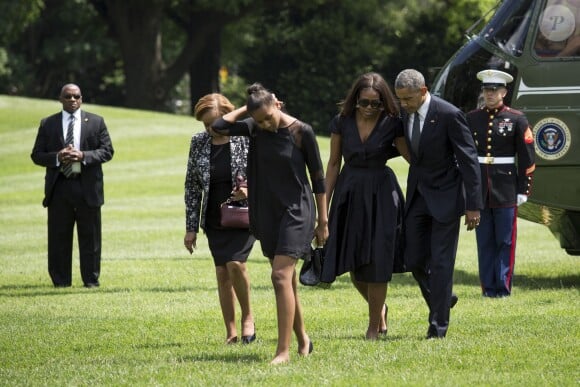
[231,0,497,131]
[0,0,122,102]
[233,0,393,130]
[0,0,44,45]
[0,0,498,119]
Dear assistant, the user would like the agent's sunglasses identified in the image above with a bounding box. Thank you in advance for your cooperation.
[63,94,82,100]
[356,98,382,109]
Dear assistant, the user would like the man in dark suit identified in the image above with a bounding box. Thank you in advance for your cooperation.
[31,84,114,288]
[394,69,482,339]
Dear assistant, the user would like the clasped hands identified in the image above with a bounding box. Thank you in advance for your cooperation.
[58,144,83,164]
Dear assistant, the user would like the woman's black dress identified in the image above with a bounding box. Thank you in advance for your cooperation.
[321,114,405,283]
[205,143,254,266]
[212,118,325,260]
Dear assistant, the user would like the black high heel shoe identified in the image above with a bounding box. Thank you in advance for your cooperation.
[226,336,238,345]
[241,324,256,344]
[379,304,388,335]
[298,340,313,355]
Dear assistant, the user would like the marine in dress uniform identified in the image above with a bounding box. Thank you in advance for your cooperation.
[467,70,535,297]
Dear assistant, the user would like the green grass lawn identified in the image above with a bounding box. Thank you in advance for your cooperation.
[0,95,578,386]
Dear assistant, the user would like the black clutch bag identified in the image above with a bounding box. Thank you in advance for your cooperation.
[299,246,325,286]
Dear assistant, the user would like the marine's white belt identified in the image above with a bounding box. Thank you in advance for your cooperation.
[478,156,515,164]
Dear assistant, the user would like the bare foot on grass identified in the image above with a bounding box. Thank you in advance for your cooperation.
[270,353,290,365]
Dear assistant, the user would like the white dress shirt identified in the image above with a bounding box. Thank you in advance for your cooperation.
[409,92,431,140]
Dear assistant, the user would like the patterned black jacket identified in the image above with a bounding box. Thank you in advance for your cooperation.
[184,132,250,232]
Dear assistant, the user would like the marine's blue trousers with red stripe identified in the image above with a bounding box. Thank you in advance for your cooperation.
[475,206,517,297]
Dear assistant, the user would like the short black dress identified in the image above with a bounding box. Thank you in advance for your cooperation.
[204,143,254,266]
[321,114,405,283]
[213,118,326,260]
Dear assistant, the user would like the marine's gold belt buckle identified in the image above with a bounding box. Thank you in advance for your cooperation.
[484,156,494,164]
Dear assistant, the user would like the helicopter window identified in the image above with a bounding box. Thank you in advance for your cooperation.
[533,0,580,58]
[480,0,534,57]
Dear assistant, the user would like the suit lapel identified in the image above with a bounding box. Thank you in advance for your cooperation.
[419,101,439,153]
[57,112,66,146]
[79,111,88,147]
[402,112,412,145]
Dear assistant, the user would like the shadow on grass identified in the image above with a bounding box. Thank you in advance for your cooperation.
[453,269,579,290]
[512,273,579,290]
[0,282,293,297]
[176,352,262,363]
[318,269,578,291]
[0,283,274,297]
[1,269,576,298]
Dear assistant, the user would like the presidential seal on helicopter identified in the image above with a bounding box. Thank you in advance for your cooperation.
[432,0,580,255]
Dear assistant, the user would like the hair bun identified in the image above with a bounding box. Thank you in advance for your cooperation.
[247,83,265,96]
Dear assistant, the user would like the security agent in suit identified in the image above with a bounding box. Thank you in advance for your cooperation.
[394,69,483,339]
[31,84,114,288]
[467,70,535,297]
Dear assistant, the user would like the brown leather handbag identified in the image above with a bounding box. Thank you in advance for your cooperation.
[220,198,249,229]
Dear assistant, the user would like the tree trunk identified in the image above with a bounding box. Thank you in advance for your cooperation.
[98,0,168,110]
[189,29,221,114]
[89,0,235,112]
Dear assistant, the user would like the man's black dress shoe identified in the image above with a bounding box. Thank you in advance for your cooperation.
[84,282,100,288]
[54,284,71,288]
[451,294,458,308]
[426,326,446,340]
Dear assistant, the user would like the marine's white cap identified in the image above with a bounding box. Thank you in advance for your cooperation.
[476,69,514,87]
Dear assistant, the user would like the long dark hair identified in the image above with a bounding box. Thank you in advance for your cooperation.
[340,72,399,117]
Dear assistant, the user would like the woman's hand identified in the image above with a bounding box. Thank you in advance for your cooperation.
[184,231,197,254]
[230,186,248,201]
[314,222,329,247]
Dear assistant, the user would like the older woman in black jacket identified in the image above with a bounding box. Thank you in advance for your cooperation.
[184,94,256,345]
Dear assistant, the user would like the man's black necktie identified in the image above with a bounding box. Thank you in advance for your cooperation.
[62,115,75,178]
[411,112,421,154]
[65,114,74,146]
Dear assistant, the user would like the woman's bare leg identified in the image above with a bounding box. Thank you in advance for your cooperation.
[292,268,312,355]
[226,261,255,338]
[270,255,298,364]
[216,265,237,343]
[365,283,387,340]
[350,273,388,339]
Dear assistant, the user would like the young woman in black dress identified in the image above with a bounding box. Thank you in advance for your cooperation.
[212,84,328,364]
